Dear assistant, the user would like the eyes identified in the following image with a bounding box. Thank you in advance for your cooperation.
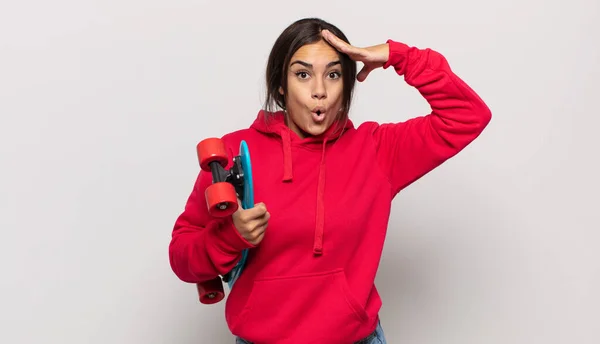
[294,70,341,80]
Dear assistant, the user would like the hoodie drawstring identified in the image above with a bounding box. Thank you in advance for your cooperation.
[279,128,328,255]
[313,138,328,256]
[281,129,293,182]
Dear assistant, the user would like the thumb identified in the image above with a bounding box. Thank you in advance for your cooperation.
[357,64,373,82]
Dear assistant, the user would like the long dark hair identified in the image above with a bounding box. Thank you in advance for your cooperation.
[263,18,357,123]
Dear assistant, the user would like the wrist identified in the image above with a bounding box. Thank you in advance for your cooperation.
[208,217,255,254]
[383,39,411,70]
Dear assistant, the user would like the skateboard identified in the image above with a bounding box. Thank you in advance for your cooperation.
[194,137,254,304]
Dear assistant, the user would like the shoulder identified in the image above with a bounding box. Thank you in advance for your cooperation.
[350,120,403,150]
[355,121,381,134]
[215,127,263,166]
[220,127,253,143]
[349,121,385,141]
[333,121,383,152]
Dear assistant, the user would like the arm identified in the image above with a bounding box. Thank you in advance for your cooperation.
[169,168,254,284]
[371,40,492,196]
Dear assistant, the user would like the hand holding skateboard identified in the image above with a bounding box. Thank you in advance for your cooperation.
[232,200,270,245]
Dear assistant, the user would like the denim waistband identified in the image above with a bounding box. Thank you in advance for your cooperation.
[353,327,377,344]
[236,326,378,344]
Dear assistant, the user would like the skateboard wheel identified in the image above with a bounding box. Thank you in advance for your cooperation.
[205,182,238,217]
[197,138,228,172]
[196,278,225,304]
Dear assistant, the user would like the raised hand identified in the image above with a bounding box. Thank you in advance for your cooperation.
[321,29,390,82]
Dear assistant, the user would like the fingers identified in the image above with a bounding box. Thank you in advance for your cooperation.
[257,208,271,225]
[232,202,270,245]
[321,29,345,50]
[246,228,266,245]
[357,64,374,82]
[235,201,265,219]
[321,29,363,58]
[246,207,270,228]
[239,202,267,221]
[243,216,268,245]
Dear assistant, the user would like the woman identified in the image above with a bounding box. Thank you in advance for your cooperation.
[169,17,491,343]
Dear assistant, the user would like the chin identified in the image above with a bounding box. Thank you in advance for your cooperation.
[303,123,330,137]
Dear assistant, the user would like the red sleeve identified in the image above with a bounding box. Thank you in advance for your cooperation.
[169,166,255,283]
[371,40,492,196]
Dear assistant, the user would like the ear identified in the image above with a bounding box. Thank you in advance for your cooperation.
[278,86,284,95]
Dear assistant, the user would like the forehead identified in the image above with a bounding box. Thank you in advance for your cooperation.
[289,40,340,66]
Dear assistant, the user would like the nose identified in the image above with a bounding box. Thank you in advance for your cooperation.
[312,78,327,100]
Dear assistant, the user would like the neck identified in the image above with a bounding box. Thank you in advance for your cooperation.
[284,113,310,139]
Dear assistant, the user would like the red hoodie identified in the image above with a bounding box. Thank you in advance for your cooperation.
[169,39,491,343]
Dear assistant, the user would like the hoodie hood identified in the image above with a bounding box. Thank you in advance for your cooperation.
[250,110,354,255]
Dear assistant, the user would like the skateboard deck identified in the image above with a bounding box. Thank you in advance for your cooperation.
[194,138,254,304]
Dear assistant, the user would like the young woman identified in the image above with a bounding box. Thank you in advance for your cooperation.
[169,18,491,344]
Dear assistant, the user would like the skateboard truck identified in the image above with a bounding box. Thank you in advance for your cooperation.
[207,154,246,210]
[205,153,246,285]
[197,138,241,218]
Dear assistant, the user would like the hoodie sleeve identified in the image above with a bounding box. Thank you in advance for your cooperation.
[371,40,492,196]
[169,167,255,283]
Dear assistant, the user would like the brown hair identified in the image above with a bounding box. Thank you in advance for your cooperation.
[263,18,357,123]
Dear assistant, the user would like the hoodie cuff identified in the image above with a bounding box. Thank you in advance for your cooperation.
[207,217,255,255]
[383,39,411,72]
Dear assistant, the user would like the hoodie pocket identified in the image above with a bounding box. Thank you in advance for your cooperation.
[231,269,369,341]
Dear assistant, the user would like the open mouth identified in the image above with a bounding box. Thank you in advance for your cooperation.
[312,106,326,116]
[311,108,326,123]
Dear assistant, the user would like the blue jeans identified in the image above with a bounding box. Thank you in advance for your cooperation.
[235,321,386,343]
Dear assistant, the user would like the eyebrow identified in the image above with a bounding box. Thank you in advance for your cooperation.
[290,60,341,69]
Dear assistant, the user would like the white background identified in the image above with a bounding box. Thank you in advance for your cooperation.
[1,0,599,343]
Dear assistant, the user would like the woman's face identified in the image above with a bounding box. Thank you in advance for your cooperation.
[281,39,344,139]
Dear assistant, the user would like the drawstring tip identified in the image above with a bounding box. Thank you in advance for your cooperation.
[313,248,322,256]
